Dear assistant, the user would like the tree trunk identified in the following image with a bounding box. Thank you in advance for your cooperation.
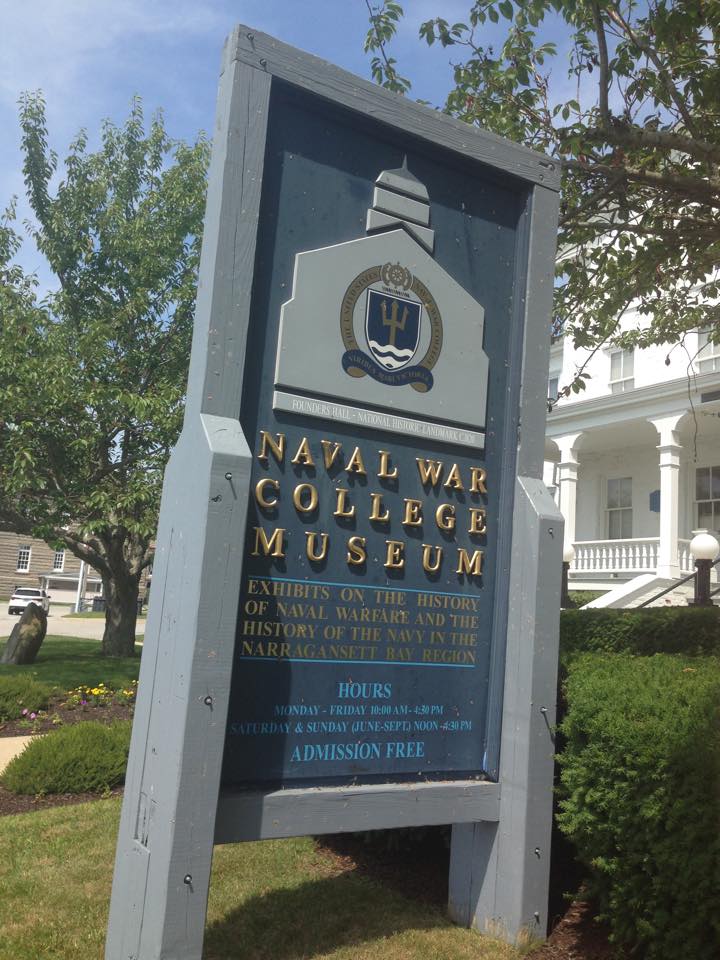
[101,566,140,657]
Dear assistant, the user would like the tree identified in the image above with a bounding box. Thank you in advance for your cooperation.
[364,1,720,380]
[0,94,209,656]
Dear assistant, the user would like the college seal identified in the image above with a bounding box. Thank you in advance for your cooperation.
[340,261,442,392]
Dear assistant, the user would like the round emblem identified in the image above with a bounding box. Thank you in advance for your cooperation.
[340,262,443,393]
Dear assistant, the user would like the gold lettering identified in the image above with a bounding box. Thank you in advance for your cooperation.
[346,446,367,475]
[470,466,487,494]
[385,540,405,570]
[444,463,464,491]
[321,439,343,470]
[293,483,318,514]
[347,535,367,566]
[334,488,356,519]
[291,437,315,467]
[469,507,487,535]
[258,431,285,465]
[305,531,329,562]
[422,544,443,573]
[435,504,456,532]
[416,457,444,487]
[378,450,398,479]
[252,527,285,558]
[369,492,390,523]
[255,478,280,509]
[456,548,484,576]
[402,498,423,527]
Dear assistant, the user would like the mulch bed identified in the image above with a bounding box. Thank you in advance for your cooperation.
[0,708,617,959]
[0,698,133,738]
[0,784,123,817]
[0,698,133,817]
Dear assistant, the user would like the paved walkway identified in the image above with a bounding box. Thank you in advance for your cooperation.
[0,735,34,774]
[0,606,145,642]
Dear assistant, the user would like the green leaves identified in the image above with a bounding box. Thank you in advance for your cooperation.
[558,653,720,959]
[0,94,208,583]
[364,0,720,353]
[363,2,411,94]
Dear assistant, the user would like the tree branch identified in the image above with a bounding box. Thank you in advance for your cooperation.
[591,0,610,124]
[582,123,720,165]
[605,2,700,140]
[0,508,34,536]
[563,158,720,207]
[364,0,397,83]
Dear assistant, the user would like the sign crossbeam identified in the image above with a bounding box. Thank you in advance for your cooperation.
[215,780,501,842]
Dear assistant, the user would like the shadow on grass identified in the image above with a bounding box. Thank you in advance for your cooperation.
[319,826,450,907]
[204,871,449,960]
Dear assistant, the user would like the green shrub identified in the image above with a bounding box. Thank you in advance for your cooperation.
[557,653,720,960]
[0,675,53,721]
[564,589,607,608]
[560,606,720,664]
[1,720,131,795]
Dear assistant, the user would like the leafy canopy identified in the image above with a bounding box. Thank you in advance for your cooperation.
[0,94,209,574]
[364,1,720,364]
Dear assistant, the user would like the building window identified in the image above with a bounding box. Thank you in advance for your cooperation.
[547,376,559,400]
[696,466,720,533]
[16,545,31,572]
[697,330,720,374]
[607,477,632,539]
[609,349,634,393]
[52,549,65,572]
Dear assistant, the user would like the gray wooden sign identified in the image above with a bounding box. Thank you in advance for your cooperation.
[106,24,562,960]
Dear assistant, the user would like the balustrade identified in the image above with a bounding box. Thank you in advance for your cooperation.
[572,537,695,575]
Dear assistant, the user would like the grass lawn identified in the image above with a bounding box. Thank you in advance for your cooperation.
[0,636,140,692]
[0,799,522,960]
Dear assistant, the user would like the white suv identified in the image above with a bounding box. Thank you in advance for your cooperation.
[8,587,50,616]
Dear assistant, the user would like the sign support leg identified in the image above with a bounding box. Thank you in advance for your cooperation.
[105,417,251,960]
[448,476,562,944]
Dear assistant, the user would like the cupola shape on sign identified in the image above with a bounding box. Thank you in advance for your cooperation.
[274,164,490,447]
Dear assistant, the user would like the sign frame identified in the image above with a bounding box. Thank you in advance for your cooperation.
[106,25,562,960]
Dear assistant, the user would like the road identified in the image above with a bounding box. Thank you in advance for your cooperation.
[0,605,139,642]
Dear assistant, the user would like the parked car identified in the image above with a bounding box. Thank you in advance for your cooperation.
[8,587,50,615]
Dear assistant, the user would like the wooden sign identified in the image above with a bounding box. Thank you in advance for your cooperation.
[106,25,562,960]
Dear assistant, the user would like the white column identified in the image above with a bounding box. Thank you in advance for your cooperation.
[74,560,87,613]
[555,433,583,552]
[649,415,684,579]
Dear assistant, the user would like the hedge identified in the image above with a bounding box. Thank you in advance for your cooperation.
[564,589,607,609]
[559,606,720,663]
[0,675,52,722]
[1,720,131,795]
[557,653,720,960]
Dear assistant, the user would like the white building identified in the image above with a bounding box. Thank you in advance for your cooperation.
[545,321,720,592]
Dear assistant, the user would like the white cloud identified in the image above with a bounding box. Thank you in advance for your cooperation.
[0,0,225,110]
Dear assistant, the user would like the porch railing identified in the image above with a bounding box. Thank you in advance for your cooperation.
[572,538,695,575]
[677,539,693,572]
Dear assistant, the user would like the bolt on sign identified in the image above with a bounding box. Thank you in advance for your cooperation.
[106,25,563,960]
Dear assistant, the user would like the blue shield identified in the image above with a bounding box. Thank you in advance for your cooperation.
[365,289,421,371]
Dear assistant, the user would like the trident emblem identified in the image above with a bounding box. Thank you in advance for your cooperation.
[365,287,421,372]
[380,299,409,347]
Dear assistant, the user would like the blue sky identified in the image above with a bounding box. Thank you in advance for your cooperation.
[0,1,477,281]
[0,1,578,287]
